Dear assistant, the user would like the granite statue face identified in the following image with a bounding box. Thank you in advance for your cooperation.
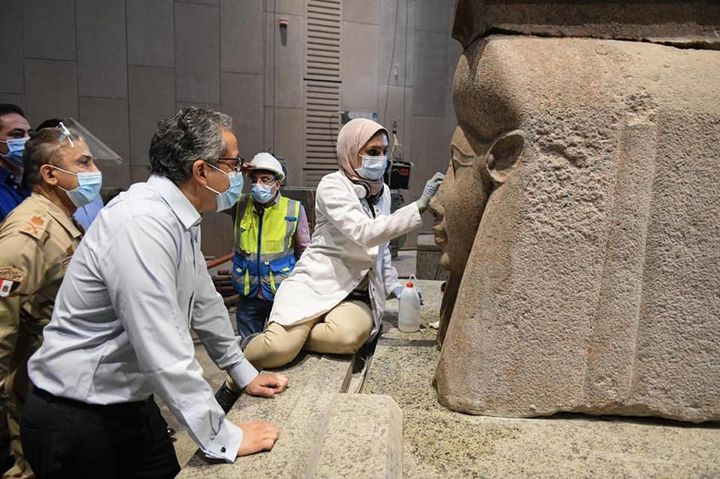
[429,126,490,278]
[430,123,523,276]
[429,60,524,345]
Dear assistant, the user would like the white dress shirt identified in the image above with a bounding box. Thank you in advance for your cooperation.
[28,175,258,463]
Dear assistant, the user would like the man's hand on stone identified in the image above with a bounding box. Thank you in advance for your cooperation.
[244,373,289,398]
[237,421,280,456]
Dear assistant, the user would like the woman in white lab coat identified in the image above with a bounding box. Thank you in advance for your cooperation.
[243,118,444,369]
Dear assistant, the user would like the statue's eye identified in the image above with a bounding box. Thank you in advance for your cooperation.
[451,152,474,176]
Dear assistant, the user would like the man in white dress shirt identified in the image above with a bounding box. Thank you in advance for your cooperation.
[22,107,287,478]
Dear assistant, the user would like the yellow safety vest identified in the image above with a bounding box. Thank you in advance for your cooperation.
[232,195,300,300]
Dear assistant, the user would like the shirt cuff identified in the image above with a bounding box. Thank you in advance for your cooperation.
[228,357,259,388]
[200,418,243,463]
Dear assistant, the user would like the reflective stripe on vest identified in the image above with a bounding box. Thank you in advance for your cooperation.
[232,196,300,297]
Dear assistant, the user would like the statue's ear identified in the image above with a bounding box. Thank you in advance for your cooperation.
[485,130,524,184]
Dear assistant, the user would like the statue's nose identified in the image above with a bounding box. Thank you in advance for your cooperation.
[429,197,444,222]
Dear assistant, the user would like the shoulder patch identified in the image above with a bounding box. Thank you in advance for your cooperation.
[0,279,15,297]
[19,213,49,240]
[0,266,24,297]
[0,266,24,283]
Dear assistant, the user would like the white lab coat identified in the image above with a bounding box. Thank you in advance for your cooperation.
[268,171,423,339]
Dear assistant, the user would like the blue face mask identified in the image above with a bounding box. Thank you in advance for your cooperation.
[205,162,244,211]
[1,137,28,169]
[251,183,275,204]
[355,155,387,181]
[52,166,103,208]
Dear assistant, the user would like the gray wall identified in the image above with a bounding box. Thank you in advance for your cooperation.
[0,0,458,256]
[344,0,460,241]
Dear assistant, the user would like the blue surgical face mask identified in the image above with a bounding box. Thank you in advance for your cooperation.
[355,155,387,181]
[1,137,28,169]
[251,183,275,204]
[52,166,103,208]
[205,162,244,211]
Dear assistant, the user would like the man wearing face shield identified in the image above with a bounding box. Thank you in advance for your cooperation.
[22,107,286,479]
[0,125,99,479]
[0,104,32,223]
[34,118,106,231]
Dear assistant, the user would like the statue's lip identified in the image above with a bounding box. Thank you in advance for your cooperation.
[429,203,444,222]
[433,226,448,245]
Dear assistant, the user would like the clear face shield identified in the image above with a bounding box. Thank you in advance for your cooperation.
[48,119,123,211]
[57,118,123,166]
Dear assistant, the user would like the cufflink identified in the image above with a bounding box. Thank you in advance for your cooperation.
[221,447,226,453]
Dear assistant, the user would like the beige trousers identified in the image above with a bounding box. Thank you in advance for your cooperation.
[243,300,374,369]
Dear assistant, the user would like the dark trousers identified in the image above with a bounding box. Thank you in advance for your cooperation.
[235,296,273,339]
[21,387,180,479]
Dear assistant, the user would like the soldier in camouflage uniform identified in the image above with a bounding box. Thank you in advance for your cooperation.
[0,126,100,478]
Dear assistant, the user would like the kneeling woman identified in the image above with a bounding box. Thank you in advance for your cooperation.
[243,118,443,369]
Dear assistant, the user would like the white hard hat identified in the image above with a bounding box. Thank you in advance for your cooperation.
[249,152,285,181]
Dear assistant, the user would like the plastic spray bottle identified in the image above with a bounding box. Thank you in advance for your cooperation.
[398,275,422,332]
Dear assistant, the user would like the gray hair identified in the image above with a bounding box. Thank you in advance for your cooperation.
[149,107,233,183]
[24,127,83,188]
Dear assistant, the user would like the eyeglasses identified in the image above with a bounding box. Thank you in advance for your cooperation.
[216,156,245,173]
[250,175,277,186]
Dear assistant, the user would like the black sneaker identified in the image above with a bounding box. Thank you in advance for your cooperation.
[214,383,240,413]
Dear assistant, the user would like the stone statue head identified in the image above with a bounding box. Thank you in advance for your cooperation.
[434,31,720,422]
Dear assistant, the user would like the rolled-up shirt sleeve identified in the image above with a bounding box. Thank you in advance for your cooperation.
[102,215,242,462]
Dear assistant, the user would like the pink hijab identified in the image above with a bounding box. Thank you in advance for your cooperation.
[336,118,388,197]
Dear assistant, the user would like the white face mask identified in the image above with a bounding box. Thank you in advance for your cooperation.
[355,155,387,181]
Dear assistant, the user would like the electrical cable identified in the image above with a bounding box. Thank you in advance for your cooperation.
[402,0,409,138]
[382,0,401,124]
[272,0,277,153]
